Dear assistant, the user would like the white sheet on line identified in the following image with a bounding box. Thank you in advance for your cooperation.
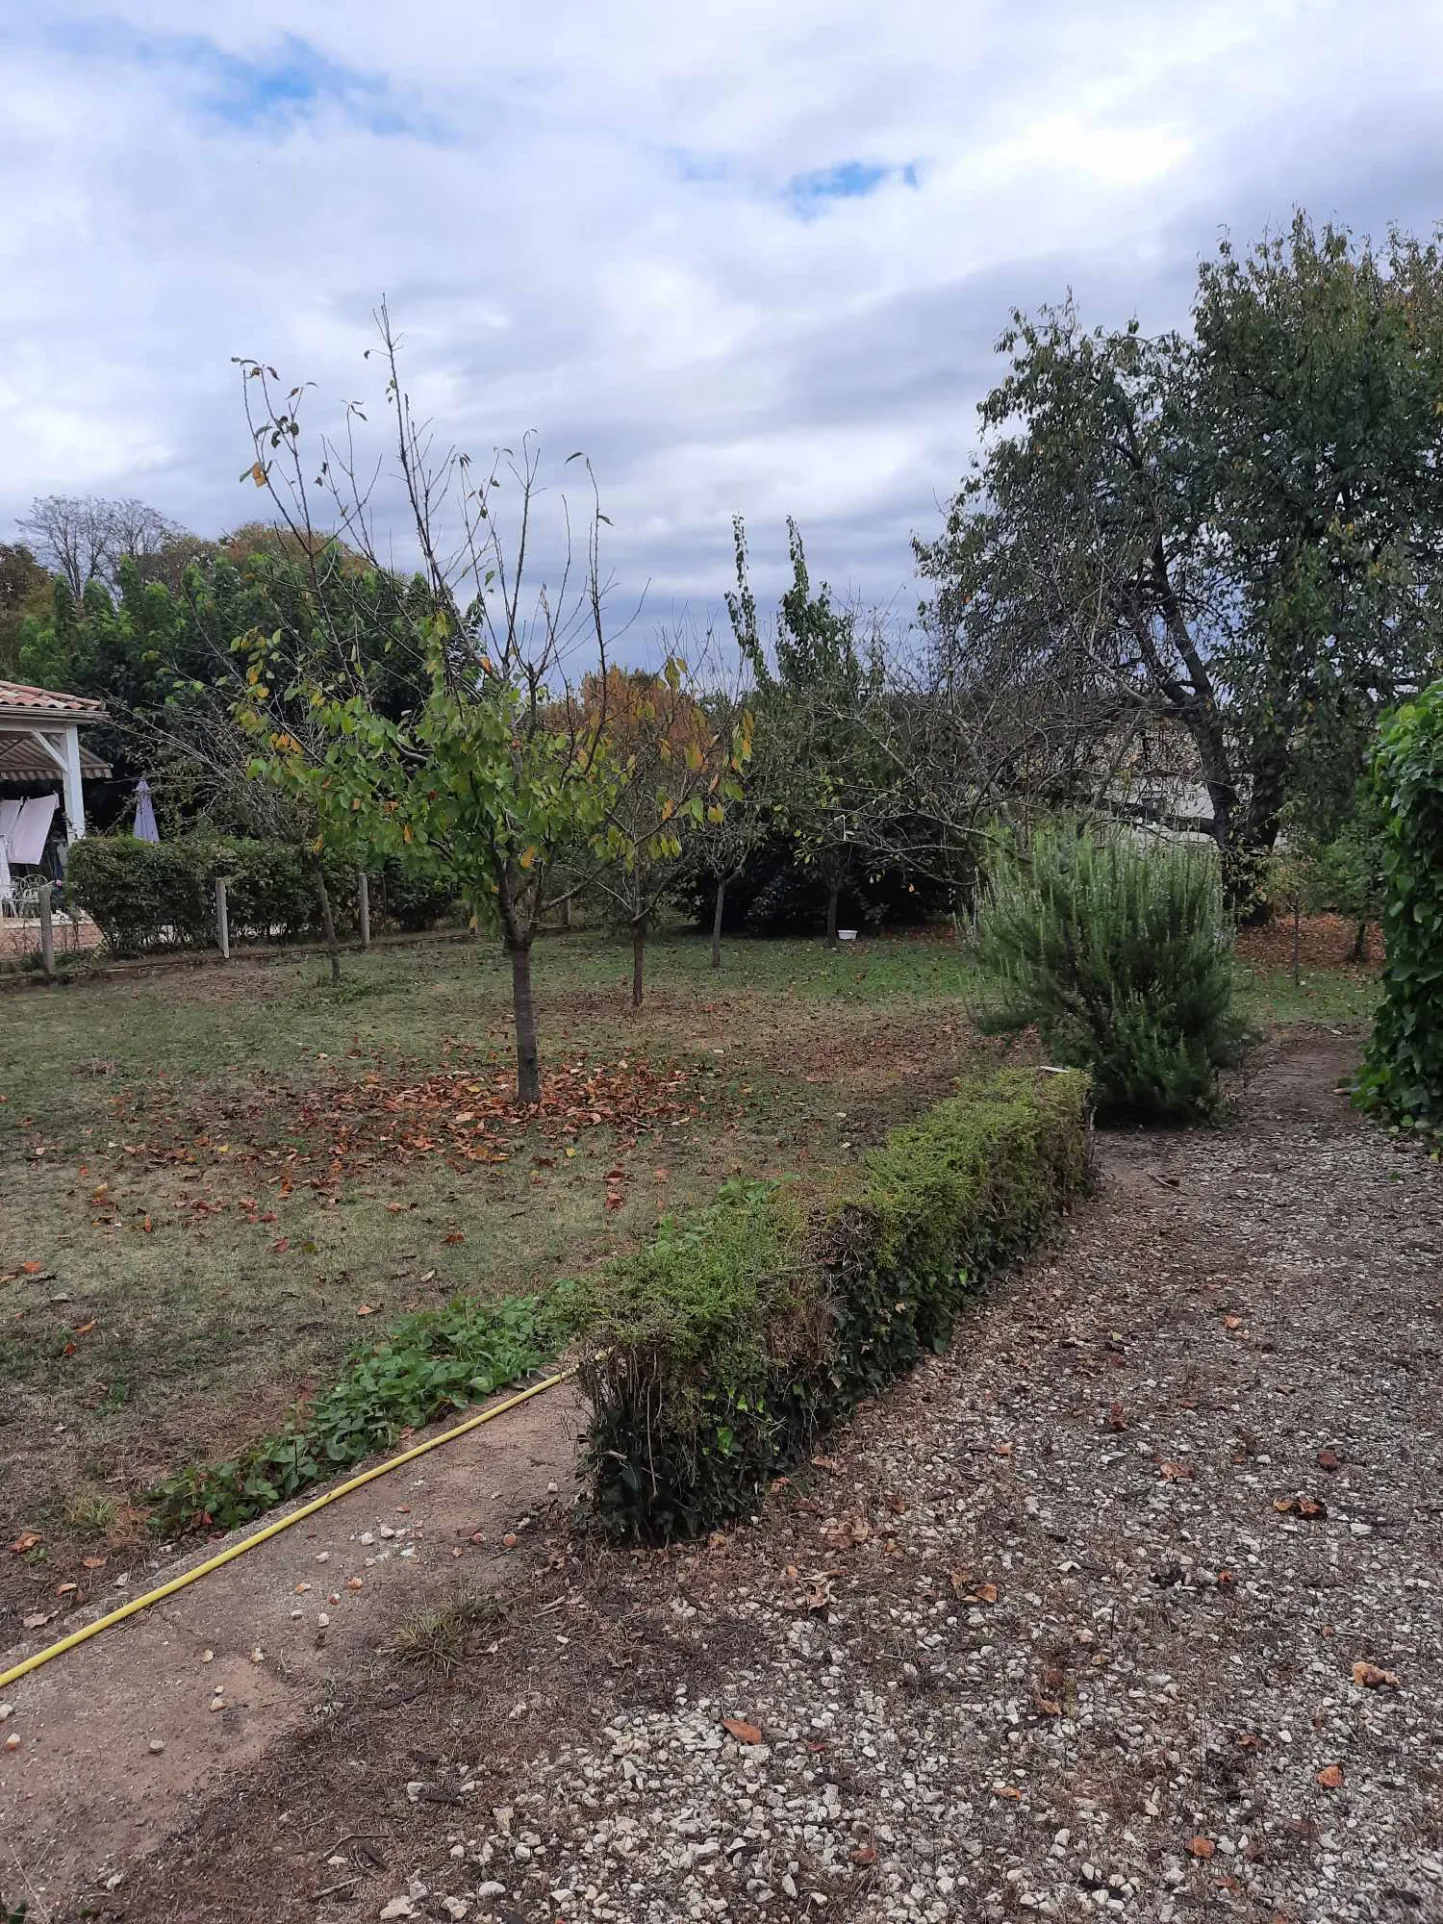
[8,792,58,865]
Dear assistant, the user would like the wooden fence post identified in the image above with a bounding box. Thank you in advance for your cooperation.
[37,882,55,981]
[215,877,230,961]
[357,872,371,950]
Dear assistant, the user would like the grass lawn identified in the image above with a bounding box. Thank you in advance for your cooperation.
[0,918,1376,1634]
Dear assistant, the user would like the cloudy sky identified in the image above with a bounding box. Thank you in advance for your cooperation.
[2,1,1442,639]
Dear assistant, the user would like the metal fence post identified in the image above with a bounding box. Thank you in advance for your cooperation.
[357,872,371,950]
[215,877,230,961]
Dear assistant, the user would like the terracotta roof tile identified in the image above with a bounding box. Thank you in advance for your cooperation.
[0,679,107,718]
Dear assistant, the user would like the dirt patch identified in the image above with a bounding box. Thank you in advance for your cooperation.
[1234,910,1378,976]
[0,1375,585,1914]
[43,1028,1443,1924]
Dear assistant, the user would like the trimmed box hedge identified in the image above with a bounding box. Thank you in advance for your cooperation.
[573,1066,1090,1542]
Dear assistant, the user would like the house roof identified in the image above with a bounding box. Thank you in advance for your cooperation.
[0,735,111,782]
[0,679,108,720]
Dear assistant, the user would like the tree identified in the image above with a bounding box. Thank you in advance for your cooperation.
[231,313,645,1101]
[17,495,183,597]
[917,214,1443,898]
[0,542,51,675]
[584,664,744,1004]
[727,517,885,946]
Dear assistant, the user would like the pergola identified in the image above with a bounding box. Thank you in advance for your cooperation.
[0,679,109,844]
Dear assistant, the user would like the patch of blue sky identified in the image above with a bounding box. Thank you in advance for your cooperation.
[785,157,921,217]
[8,16,445,141]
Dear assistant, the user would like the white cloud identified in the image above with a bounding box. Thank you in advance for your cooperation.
[2,0,1442,629]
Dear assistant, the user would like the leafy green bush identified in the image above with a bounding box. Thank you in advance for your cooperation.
[66,832,360,954]
[377,856,460,931]
[971,825,1240,1120]
[572,1069,1088,1541]
[65,836,211,952]
[149,1293,560,1534]
[1356,683,1443,1135]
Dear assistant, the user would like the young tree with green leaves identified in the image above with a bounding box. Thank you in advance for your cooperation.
[727,516,885,946]
[231,313,687,1099]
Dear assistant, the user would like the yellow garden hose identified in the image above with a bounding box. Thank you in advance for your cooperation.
[0,1367,578,1693]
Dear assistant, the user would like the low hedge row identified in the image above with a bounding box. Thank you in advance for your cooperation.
[65,833,457,956]
[571,1066,1090,1541]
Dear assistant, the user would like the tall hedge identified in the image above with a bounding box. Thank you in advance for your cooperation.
[572,1068,1089,1541]
[1357,682,1443,1135]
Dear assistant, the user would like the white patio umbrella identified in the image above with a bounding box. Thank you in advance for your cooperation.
[133,778,159,843]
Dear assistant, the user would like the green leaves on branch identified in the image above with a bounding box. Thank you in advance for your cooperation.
[1356,682,1443,1138]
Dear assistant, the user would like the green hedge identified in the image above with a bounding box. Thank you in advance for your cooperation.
[572,1067,1090,1542]
[67,834,375,955]
[1357,681,1443,1136]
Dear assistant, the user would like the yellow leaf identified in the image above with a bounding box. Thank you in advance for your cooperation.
[707,805,724,823]
[402,824,414,844]
[250,460,267,487]
[519,846,537,869]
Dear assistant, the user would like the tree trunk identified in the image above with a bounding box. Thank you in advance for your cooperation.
[1291,902,1301,986]
[310,860,341,985]
[631,920,646,1009]
[710,876,726,969]
[508,937,541,1103]
[559,893,572,932]
[825,878,840,950]
[1350,918,1370,965]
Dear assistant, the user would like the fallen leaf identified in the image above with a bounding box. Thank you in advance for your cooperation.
[1223,1314,1243,1331]
[723,1716,762,1745]
[1187,1835,1216,1859]
[1159,1461,1194,1481]
[1351,1661,1399,1689]
[9,1533,41,1554]
[20,1260,44,1275]
[345,1576,363,1591]
[22,1610,55,1629]
[443,1231,466,1245]
[1235,1731,1265,1751]
[974,1581,999,1605]
[851,1843,878,1865]
[1316,1449,1342,1473]
[1216,1569,1236,1589]
[991,1784,1022,1801]
[502,1532,519,1549]
[810,1455,840,1473]
[1106,1401,1127,1431]
[1316,1763,1345,1789]
[355,1304,377,1317]
[884,1492,908,1515]
[81,1553,107,1569]
[1273,1493,1327,1518]
[994,1441,1013,1458]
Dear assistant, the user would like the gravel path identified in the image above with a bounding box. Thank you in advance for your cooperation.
[93,1031,1443,1924]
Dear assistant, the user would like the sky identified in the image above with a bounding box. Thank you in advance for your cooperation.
[3,1,1443,645]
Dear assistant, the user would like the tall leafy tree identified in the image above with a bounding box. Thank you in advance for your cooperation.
[917,214,1443,891]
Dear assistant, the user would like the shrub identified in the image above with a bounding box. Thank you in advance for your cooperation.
[572,1069,1088,1541]
[66,832,362,954]
[377,857,460,932]
[65,836,211,953]
[971,825,1240,1121]
[149,1292,561,1534]
[1356,682,1443,1136]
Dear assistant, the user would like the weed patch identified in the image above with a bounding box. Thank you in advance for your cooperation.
[148,1292,567,1535]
